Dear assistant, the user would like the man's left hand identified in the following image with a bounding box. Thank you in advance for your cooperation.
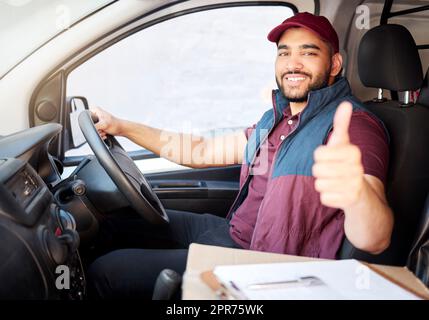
[312,101,365,210]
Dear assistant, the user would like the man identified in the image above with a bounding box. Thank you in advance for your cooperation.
[88,12,393,299]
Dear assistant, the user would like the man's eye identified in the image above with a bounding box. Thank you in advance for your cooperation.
[303,52,317,56]
[278,52,289,57]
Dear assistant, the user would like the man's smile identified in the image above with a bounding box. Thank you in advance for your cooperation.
[283,74,310,87]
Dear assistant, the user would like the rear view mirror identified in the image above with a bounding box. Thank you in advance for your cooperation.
[66,96,89,149]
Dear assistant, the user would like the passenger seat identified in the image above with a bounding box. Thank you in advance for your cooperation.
[338,24,429,266]
[407,68,429,284]
[417,68,429,107]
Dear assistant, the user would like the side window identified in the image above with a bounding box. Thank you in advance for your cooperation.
[66,6,293,158]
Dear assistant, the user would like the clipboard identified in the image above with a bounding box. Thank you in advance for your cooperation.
[200,261,429,300]
[362,262,429,300]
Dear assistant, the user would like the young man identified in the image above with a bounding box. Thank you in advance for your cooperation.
[88,12,393,299]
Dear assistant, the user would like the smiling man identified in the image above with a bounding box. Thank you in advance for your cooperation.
[88,12,393,299]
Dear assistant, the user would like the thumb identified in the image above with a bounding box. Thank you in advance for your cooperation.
[328,101,353,146]
[93,113,107,131]
[94,119,108,131]
[91,107,107,130]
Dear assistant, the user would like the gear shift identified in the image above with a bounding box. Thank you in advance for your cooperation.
[152,269,182,300]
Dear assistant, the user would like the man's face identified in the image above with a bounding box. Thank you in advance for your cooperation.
[275,27,334,102]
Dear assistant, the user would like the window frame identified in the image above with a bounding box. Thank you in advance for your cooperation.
[30,1,302,167]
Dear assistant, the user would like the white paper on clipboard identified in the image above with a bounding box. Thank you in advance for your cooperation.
[213,259,422,300]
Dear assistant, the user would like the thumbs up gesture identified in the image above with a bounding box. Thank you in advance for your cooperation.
[312,101,365,210]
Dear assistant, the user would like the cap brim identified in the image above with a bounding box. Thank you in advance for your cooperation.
[267,21,320,43]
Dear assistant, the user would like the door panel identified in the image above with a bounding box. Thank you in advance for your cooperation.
[146,165,241,217]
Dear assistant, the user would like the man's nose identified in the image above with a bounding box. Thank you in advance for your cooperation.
[283,53,304,71]
[286,59,304,71]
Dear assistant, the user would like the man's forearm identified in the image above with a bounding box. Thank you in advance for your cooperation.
[343,176,394,254]
[117,120,199,167]
[117,120,244,168]
[119,120,169,157]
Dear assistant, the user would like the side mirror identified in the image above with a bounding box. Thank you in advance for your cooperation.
[65,96,89,150]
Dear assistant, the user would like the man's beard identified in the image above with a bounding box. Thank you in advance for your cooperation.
[276,66,331,103]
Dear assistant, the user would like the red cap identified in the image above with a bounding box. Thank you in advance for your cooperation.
[267,12,339,53]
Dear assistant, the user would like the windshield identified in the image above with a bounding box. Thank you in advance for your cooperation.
[0,0,115,78]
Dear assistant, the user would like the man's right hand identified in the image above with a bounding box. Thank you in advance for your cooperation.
[91,107,124,140]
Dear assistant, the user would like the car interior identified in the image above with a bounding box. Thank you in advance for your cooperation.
[0,0,428,299]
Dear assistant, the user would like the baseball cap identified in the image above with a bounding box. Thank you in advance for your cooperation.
[267,12,339,53]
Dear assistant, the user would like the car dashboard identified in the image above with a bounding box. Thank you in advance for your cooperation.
[0,124,84,299]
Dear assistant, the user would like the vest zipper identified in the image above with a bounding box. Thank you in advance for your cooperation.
[268,115,302,182]
[267,91,311,181]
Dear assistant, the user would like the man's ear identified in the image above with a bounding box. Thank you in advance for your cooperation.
[330,53,343,77]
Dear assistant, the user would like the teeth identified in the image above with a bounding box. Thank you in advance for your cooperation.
[286,77,306,81]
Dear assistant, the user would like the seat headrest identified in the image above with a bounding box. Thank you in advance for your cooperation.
[418,68,429,107]
[358,24,423,91]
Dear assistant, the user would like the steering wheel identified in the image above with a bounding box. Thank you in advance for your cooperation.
[78,110,169,224]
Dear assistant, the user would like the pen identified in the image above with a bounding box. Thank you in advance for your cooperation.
[221,281,247,300]
[247,276,324,290]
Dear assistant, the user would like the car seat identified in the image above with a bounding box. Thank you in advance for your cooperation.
[338,24,429,266]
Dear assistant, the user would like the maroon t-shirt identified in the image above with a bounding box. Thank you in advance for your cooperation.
[229,107,389,250]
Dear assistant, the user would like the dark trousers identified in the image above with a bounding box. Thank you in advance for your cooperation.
[87,210,240,299]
